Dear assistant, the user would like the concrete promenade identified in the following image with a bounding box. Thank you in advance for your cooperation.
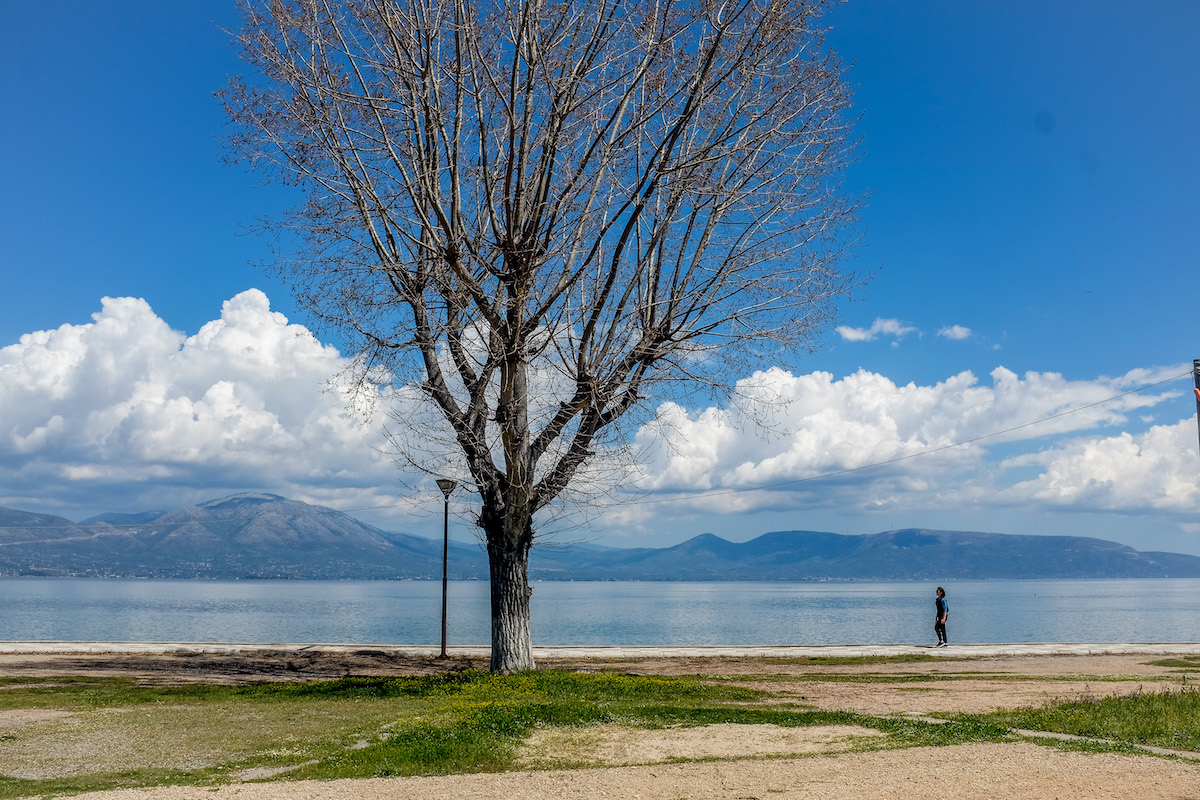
[1,641,1198,658]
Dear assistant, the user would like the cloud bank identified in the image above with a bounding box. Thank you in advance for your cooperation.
[628,365,1196,521]
[0,290,395,515]
[2,291,1196,543]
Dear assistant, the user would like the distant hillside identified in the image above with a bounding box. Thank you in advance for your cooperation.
[0,493,488,579]
[527,529,1200,581]
[1,494,1198,580]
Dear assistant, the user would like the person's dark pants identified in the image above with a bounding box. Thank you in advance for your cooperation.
[934,620,946,644]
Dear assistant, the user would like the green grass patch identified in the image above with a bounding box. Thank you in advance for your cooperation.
[712,671,1178,687]
[0,668,1021,797]
[986,687,1200,753]
[755,654,964,666]
[862,715,1012,749]
[0,667,1070,798]
[708,671,1013,685]
[0,671,765,796]
[1146,656,1200,670]
[278,671,773,780]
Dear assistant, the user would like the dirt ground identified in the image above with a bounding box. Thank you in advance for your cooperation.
[4,649,1199,800]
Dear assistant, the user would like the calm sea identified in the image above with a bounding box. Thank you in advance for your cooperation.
[0,578,1195,646]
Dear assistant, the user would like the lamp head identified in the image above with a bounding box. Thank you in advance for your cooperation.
[435,478,457,498]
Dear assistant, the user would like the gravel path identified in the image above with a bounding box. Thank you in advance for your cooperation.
[52,743,1200,800]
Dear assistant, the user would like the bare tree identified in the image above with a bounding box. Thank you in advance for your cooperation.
[222,0,859,672]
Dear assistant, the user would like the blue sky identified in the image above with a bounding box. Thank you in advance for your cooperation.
[3,1,1199,555]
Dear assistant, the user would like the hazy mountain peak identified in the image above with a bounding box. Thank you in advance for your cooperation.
[78,510,167,526]
[198,493,289,510]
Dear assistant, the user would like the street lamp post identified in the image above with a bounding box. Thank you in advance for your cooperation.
[435,478,457,658]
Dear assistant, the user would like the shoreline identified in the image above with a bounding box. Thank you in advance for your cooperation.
[1,641,1199,658]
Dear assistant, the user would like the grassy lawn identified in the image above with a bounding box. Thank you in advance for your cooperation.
[985,687,1200,754]
[0,669,1010,798]
[0,662,1195,798]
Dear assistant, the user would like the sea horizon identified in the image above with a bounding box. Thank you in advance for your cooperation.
[2,577,1197,648]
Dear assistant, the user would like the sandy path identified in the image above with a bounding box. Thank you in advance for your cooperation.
[53,743,1200,800]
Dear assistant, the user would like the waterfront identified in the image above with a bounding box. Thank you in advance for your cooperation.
[0,578,1195,646]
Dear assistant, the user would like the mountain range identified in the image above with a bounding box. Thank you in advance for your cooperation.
[1,493,1198,581]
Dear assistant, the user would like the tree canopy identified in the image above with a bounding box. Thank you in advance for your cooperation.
[223,0,859,671]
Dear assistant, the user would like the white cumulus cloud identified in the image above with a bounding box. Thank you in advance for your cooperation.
[0,290,397,515]
[937,324,972,340]
[836,317,918,342]
[1000,419,1200,513]
[4,291,1197,544]
[628,364,1192,520]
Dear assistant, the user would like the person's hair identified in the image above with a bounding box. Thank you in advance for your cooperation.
[936,586,945,595]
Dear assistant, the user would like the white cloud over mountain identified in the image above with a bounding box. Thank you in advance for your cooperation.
[2,291,1196,544]
[0,290,395,514]
[629,365,1195,520]
[1000,419,1200,512]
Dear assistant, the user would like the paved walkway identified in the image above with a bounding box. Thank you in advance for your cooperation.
[1,641,1198,658]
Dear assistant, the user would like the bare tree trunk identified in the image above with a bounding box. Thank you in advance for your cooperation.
[486,514,535,672]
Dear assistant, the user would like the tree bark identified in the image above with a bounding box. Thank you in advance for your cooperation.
[487,519,535,672]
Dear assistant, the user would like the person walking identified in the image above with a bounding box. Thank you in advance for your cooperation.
[934,586,949,647]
